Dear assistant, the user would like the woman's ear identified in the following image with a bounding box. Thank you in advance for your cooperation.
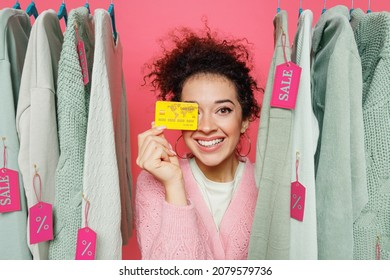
[241,119,249,134]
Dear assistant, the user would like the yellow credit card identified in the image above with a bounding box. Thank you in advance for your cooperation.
[155,101,198,130]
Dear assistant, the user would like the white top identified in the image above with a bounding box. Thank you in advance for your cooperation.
[82,9,126,259]
[189,158,245,230]
[290,9,319,260]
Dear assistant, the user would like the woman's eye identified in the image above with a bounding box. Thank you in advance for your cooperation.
[218,107,233,114]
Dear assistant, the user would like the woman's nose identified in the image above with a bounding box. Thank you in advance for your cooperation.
[197,113,216,133]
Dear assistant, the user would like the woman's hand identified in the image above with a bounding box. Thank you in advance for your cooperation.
[136,123,188,206]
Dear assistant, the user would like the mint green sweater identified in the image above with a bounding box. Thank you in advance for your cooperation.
[0,8,31,260]
[48,7,94,260]
[351,9,390,260]
[311,6,368,260]
[249,10,292,260]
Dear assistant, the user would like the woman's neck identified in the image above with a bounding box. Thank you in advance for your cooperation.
[194,156,239,182]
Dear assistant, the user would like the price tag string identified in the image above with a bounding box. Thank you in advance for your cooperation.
[376,235,380,260]
[2,137,7,169]
[33,164,42,203]
[82,194,91,228]
[295,151,300,182]
[281,28,291,67]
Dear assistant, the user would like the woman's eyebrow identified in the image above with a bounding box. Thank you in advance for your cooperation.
[182,99,235,105]
[215,99,234,105]
[182,100,198,104]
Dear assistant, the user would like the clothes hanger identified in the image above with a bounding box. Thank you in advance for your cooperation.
[13,0,21,10]
[367,0,372,13]
[299,0,303,17]
[85,0,91,14]
[350,0,355,14]
[277,0,281,13]
[108,1,118,43]
[58,0,68,25]
[322,0,327,14]
[26,1,38,19]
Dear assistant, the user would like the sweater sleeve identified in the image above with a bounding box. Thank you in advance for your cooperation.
[135,170,211,259]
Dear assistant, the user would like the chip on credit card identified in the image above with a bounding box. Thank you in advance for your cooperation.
[155,101,198,130]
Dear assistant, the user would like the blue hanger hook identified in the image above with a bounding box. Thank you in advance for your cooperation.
[322,0,327,14]
[350,0,355,14]
[108,2,118,43]
[13,1,21,9]
[58,1,68,25]
[367,0,372,13]
[26,1,38,19]
[299,0,303,16]
[85,0,91,14]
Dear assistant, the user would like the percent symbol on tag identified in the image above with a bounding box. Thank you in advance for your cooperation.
[292,194,302,210]
[35,215,50,233]
[82,240,93,257]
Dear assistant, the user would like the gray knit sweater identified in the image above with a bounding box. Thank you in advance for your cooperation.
[351,9,390,260]
[48,7,94,260]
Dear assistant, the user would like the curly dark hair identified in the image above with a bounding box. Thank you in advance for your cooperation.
[145,26,261,122]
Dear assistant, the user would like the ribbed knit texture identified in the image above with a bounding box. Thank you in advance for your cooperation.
[82,9,133,259]
[48,7,94,260]
[249,10,293,260]
[351,9,390,260]
[136,159,258,259]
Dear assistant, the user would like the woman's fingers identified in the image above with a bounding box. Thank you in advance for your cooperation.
[137,126,166,160]
[137,140,175,168]
[136,124,176,168]
[139,134,173,158]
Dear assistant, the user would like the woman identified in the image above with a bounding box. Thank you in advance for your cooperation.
[136,26,261,259]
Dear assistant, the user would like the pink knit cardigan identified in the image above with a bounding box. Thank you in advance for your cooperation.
[135,159,259,259]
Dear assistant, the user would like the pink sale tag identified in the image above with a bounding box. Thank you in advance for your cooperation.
[270,62,302,110]
[29,202,53,244]
[0,168,21,213]
[75,227,97,260]
[291,181,306,222]
[77,40,89,85]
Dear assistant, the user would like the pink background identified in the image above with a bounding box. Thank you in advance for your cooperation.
[2,0,389,260]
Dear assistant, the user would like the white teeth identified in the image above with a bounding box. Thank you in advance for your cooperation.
[198,138,223,147]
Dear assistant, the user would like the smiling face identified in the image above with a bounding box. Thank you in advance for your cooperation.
[181,73,249,180]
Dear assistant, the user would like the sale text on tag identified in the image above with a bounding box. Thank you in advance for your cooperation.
[270,62,301,110]
[0,168,21,213]
[155,101,198,130]
[77,40,89,86]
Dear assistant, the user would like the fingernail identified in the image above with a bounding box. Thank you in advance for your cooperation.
[151,121,155,128]
[155,125,166,130]
[170,149,177,155]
